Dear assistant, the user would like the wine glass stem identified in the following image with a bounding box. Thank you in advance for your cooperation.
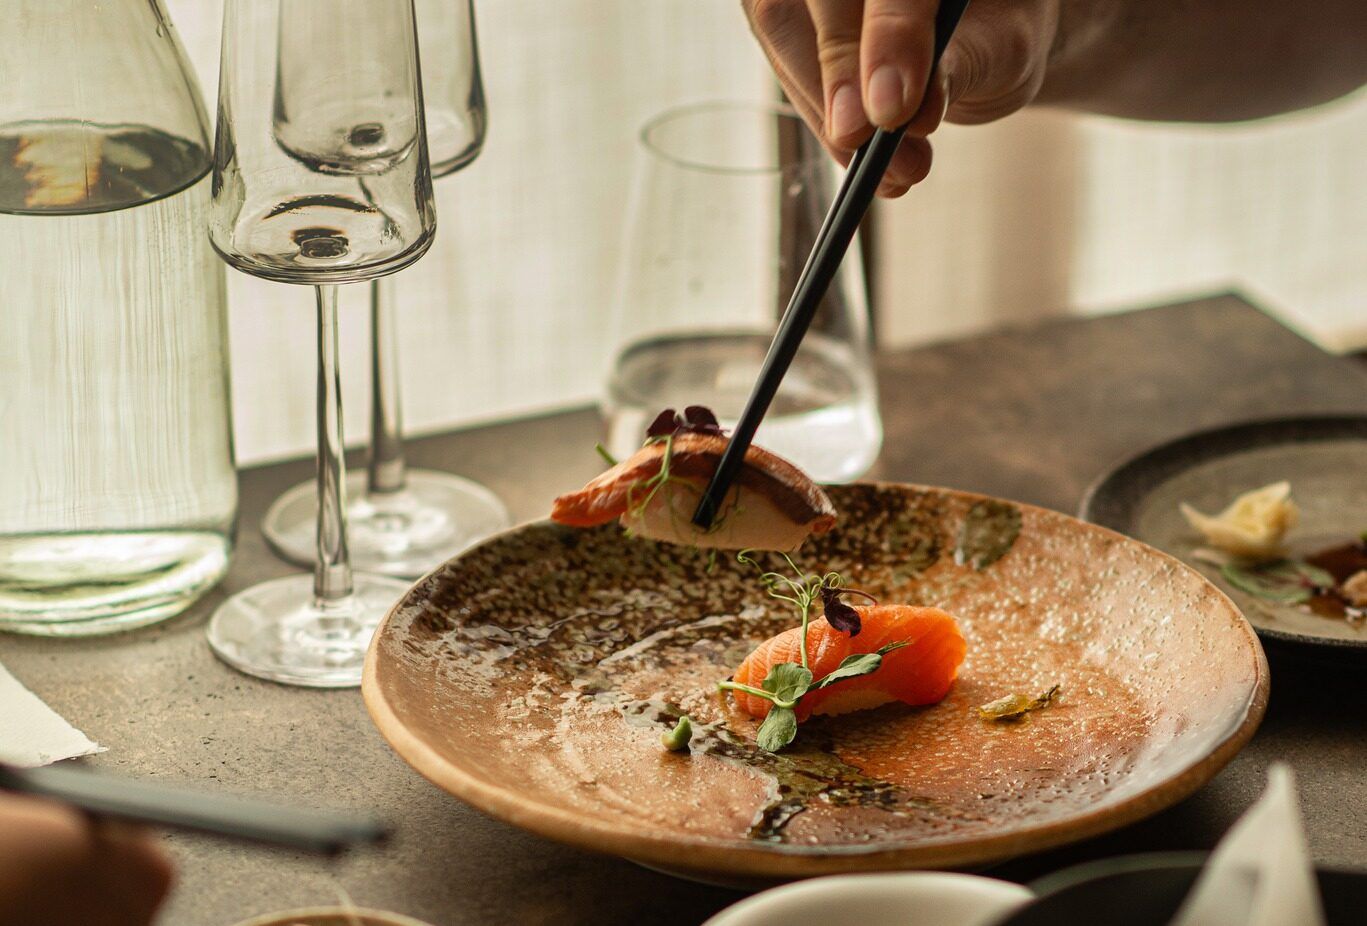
[367,275,408,496]
[314,283,354,605]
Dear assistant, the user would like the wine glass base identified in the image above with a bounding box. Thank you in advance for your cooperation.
[206,573,409,688]
[262,470,511,578]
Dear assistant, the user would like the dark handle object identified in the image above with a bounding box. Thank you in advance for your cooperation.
[0,764,388,856]
[693,0,971,528]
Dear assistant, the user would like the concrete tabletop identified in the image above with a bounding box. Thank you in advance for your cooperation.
[3,294,1366,925]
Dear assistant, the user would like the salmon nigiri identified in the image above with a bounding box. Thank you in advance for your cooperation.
[730,605,966,722]
[552,407,836,551]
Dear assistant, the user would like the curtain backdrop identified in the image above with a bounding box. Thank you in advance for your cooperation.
[168,1,1365,465]
[874,96,1367,352]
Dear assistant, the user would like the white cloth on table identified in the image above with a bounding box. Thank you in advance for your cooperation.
[0,660,103,768]
[1170,764,1326,926]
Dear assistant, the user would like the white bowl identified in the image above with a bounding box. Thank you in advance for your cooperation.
[703,872,1032,926]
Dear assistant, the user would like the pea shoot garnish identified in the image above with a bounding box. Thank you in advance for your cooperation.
[718,552,909,753]
[623,406,735,534]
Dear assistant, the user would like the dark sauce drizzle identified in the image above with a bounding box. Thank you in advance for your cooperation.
[611,695,964,842]
[1304,539,1367,621]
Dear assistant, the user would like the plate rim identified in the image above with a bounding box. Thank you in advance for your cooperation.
[363,482,1269,878]
[1078,414,1367,651]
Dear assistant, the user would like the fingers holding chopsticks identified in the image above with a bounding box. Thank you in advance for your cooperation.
[744,0,937,197]
[743,0,1061,196]
[0,792,173,926]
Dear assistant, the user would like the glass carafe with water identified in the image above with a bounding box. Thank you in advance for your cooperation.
[0,0,237,635]
[603,101,882,483]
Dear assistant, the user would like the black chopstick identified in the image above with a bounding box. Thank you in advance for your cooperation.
[692,0,971,528]
[0,763,388,856]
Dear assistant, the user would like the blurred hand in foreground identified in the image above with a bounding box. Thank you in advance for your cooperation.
[0,792,173,926]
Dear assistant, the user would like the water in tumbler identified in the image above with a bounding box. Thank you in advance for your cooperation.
[603,331,882,484]
[0,122,237,634]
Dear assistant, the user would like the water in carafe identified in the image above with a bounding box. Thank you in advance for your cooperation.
[0,1,237,635]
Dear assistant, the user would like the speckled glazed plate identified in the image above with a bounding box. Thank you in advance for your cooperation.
[364,484,1267,882]
[1081,417,1367,651]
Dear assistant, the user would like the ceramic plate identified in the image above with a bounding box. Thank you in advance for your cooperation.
[364,484,1267,882]
[1081,417,1367,651]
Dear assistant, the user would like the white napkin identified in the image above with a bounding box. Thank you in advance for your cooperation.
[0,660,104,767]
[1170,764,1326,926]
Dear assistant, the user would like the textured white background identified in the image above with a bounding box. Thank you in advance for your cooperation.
[166,1,1366,465]
[874,99,1367,351]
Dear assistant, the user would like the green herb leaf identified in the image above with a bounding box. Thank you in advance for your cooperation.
[660,715,692,752]
[811,641,910,690]
[594,443,618,466]
[762,663,814,705]
[978,684,1060,722]
[756,706,799,752]
[1286,560,1336,588]
[813,653,883,689]
[955,500,1023,570]
[1221,559,1332,604]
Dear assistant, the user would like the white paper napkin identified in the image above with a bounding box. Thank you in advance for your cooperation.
[0,660,104,767]
[1170,764,1326,926]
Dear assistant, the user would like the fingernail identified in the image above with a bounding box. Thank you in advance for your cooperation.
[828,84,864,141]
[940,72,951,121]
[866,65,906,127]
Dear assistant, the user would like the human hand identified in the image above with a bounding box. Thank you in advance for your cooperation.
[0,793,174,926]
[742,0,1060,195]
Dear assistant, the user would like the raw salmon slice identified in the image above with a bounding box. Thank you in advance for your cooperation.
[731,604,966,722]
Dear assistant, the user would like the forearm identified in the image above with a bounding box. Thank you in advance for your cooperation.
[1037,0,1367,121]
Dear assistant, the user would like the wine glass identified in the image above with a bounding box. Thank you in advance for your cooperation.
[260,0,509,580]
[602,101,881,482]
[206,0,436,686]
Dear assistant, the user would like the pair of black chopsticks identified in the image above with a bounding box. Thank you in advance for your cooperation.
[692,0,972,527]
[0,763,387,855]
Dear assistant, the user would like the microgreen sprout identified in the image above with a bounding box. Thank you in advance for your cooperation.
[734,551,876,666]
[717,641,912,752]
[624,432,676,522]
[719,553,901,752]
[622,408,738,537]
[594,443,618,467]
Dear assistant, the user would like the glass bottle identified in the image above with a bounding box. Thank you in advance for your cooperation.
[603,101,882,483]
[0,0,237,635]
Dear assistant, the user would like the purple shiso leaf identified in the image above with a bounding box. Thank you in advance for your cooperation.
[682,406,722,433]
[821,587,862,637]
[646,408,680,438]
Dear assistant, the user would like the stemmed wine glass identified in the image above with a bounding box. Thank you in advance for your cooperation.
[260,0,509,579]
[206,0,437,686]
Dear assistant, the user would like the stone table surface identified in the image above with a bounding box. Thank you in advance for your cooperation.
[3,294,1366,925]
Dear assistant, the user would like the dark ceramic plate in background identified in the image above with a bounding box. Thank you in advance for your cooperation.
[1080,417,1367,652]
[998,852,1367,926]
[364,484,1267,883]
